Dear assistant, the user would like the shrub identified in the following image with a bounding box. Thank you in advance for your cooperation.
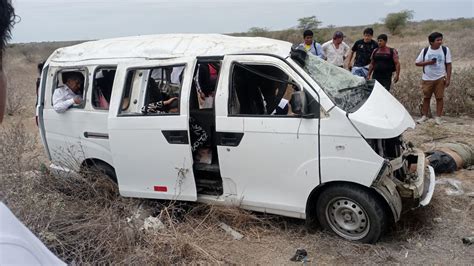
[384,10,414,35]
[296,15,322,30]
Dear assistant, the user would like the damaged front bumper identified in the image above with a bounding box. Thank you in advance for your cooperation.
[372,149,436,222]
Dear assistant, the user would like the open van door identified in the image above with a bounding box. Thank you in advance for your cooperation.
[108,58,197,201]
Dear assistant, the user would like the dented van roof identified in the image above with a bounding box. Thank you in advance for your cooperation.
[48,34,292,62]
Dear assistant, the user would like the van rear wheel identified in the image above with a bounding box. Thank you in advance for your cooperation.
[84,160,117,184]
[316,184,387,243]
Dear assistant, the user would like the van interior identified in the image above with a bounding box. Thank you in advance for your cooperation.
[190,61,309,196]
[190,61,222,196]
[92,68,116,110]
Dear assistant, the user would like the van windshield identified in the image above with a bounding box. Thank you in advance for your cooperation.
[302,53,374,113]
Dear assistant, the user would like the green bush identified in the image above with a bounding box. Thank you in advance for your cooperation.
[384,10,414,35]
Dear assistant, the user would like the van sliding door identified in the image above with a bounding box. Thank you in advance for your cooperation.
[108,58,197,201]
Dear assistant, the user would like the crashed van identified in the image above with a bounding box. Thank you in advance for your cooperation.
[37,34,435,243]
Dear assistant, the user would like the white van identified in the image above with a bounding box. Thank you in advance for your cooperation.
[37,34,435,243]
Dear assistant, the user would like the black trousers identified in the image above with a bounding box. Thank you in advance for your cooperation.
[373,73,392,91]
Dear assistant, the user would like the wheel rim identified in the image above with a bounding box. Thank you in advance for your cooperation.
[325,197,370,240]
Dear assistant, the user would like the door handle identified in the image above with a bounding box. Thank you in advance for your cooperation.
[221,136,237,146]
[169,135,186,144]
[216,132,244,147]
[161,130,189,144]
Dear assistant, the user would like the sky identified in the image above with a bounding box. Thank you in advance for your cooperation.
[10,0,474,43]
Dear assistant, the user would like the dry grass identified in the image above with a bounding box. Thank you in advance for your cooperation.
[1,18,473,264]
[235,18,474,115]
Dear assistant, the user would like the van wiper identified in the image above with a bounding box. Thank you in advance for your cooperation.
[337,84,371,93]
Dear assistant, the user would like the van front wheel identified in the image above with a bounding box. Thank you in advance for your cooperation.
[316,184,387,243]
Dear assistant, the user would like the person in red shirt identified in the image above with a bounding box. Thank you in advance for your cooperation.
[0,0,16,123]
[367,34,400,91]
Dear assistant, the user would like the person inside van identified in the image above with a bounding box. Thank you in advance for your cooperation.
[196,62,220,109]
[141,79,179,114]
[52,72,84,113]
[271,84,295,115]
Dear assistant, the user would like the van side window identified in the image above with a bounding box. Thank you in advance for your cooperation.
[92,67,116,110]
[229,63,300,116]
[51,70,86,109]
[119,65,184,116]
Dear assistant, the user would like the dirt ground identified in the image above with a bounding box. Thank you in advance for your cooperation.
[1,35,473,263]
[1,116,473,264]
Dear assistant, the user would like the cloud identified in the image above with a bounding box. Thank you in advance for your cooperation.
[384,0,401,7]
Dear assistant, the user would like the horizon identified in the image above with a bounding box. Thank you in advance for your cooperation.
[10,0,474,43]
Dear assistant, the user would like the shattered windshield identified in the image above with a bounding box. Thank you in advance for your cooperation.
[302,53,373,113]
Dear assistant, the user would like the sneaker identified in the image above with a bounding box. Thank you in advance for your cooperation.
[435,116,442,125]
[416,116,428,124]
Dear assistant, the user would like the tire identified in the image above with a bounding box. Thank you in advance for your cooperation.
[316,183,387,243]
[87,161,117,184]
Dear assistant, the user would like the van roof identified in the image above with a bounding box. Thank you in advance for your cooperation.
[49,34,293,62]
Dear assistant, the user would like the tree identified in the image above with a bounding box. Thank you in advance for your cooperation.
[384,10,414,35]
[297,16,322,30]
[247,27,269,36]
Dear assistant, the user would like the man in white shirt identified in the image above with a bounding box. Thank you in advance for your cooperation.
[415,32,452,125]
[52,72,83,113]
[322,31,350,68]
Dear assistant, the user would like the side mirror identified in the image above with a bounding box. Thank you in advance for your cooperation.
[290,90,320,119]
[290,91,304,115]
[290,44,307,67]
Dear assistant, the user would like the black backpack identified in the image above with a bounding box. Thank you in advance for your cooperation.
[373,47,396,72]
[312,41,320,56]
[422,46,448,74]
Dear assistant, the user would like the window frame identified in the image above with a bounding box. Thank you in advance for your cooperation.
[51,67,89,110]
[227,61,310,118]
[91,65,117,111]
[117,63,187,117]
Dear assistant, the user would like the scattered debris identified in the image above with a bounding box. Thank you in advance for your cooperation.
[290,248,308,262]
[218,222,244,240]
[462,236,474,245]
[436,178,464,196]
[451,208,463,213]
[416,242,423,248]
[142,216,165,232]
[126,202,165,232]
[433,217,442,223]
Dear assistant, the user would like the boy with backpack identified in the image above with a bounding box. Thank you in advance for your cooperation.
[415,32,452,125]
[367,34,400,91]
[298,30,324,59]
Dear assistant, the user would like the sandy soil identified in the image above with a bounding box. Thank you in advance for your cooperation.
[1,36,473,264]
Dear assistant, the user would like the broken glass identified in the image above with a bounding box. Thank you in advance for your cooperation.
[303,53,373,113]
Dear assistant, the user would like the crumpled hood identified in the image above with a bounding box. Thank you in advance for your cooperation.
[348,82,415,139]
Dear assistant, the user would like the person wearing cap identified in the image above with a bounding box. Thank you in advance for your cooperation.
[321,31,350,68]
[367,34,400,91]
[297,29,324,59]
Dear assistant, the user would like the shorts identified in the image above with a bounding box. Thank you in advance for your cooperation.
[422,77,445,99]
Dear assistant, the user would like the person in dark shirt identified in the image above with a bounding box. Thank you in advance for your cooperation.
[367,34,401,91]
[0,0,16,123]
[348,28,378,78]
